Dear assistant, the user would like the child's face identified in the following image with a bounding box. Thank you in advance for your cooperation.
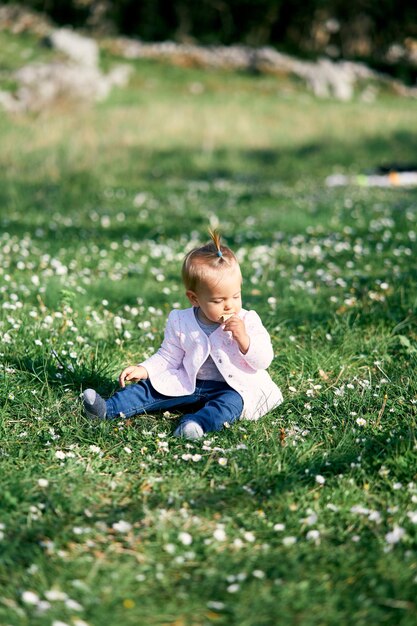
[186,266,243,324]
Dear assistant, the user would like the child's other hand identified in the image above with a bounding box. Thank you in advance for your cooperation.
[119,365,148,388]
[222,315,250,354]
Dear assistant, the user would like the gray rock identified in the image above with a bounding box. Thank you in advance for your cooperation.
[107,38,417,101]
[48,28,100,68]
[0,27,132,113]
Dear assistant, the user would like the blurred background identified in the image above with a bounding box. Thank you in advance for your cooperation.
[1,0,417,83]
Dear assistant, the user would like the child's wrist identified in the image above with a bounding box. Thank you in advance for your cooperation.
[238,335,250,354]
[136,365,149,378]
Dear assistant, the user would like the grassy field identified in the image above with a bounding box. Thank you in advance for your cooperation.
[1,29,417,626]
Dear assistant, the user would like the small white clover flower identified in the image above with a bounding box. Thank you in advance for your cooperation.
[233,538,244,548]
[164,543,176,554]
[282,536,297,546]
[407,511,417,524]
[178,531,193,546]
[112,520,132,533]
[368,511,382,524]
[207,601,225,610]
[213,527,227,542]
[306,530,321,543]
[385,526,405,544]
[22,591,40,605]
[315,475,326,485]
[37,600,51,613]
[301,511,318,526]
[326,503,339,512]
[45,590,68,601]
[65,598,83,611]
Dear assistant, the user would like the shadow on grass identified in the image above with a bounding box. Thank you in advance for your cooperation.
[140,419,417,517]
[4,353,118,398]
[1,415,415,574]
[1,130,417,245]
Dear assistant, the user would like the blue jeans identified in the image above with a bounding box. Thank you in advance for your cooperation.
[106,379,244,434]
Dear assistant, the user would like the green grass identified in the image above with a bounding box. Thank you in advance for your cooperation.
[1,30,417,626]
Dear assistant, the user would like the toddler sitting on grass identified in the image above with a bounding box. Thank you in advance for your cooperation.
[83,230,283,439]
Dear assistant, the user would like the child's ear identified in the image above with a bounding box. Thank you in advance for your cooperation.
[186,290,199,306]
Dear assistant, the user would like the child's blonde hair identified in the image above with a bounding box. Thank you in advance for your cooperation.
[182,229,239,291]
